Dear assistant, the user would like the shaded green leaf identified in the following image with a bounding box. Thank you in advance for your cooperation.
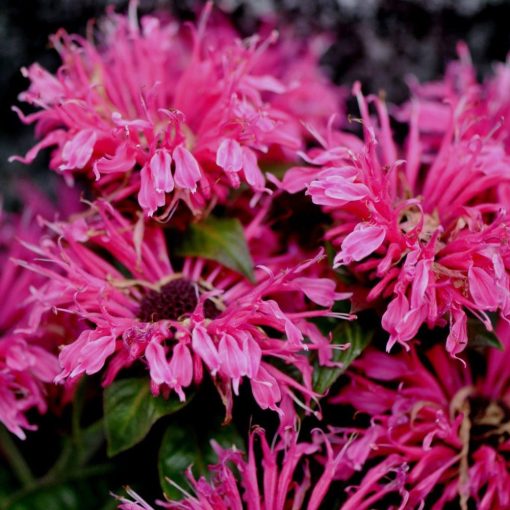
[176,217,255,281]
[468,318,503,350]
[313,321,372,395]
[159,422,243,499]
[1,466,113,510]
[104,378,189,457]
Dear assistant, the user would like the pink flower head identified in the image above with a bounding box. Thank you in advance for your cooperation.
[330,321,510,510]
[23,201,349,422]
[0,206,62,439]
[12,5,343,217]
[284,80,510,356]
[117,427,347,510]
[398,43,510,157]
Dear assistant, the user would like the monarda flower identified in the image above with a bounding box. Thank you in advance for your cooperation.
[330,325,510,510]
[284,82,510,357]
[22,201,348,421]
[117,427,347,510]
[12,4,341,217]
[398,43,510,157]
[0,207,60,439]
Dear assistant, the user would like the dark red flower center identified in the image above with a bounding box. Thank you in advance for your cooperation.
[138,278,220,322]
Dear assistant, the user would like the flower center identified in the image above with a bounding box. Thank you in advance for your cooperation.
[138,278,220,322]
[468,396,510,450]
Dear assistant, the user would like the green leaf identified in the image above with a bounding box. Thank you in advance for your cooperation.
[176,216,255,281]
[104,378,189,457]
[467,318,503,350]
[0,462,114,510]
[313,321,372,395]
[158,422,243,499]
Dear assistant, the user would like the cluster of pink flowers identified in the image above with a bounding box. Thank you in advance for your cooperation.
[332,322,510,509]
[5,3,510,509]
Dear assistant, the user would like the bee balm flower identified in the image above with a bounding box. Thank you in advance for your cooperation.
[13,5,342,217]
[117,427,348,510]
[284,82,510,357]
[22,201,348,421]
[331,324,510,509]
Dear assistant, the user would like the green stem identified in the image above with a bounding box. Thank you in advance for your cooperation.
[0,426,33,487]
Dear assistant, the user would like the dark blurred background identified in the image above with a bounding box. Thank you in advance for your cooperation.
[2,0,510,197]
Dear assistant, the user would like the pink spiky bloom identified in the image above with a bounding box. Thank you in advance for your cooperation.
[329,322,510,510]
[12,3,342,217]
[399,43,510,156]
[117,427,347,510]
[21,200,349,421]
[283,80,510,357]
[0,207,62,439]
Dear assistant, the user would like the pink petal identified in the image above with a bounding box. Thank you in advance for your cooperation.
[282,166,315,193]
[60,129,97,170]
[219,334,247,383]
[323,178,370,201]
[173,145,201,192]
[138,164,165,216]
[192,325,221,375]
[145,341,172,386]
[150,149,174,193]
[93,143,136,179]
[334,224,386,267]
[446,309,468,358]
[410,259,430,309]
[469,266,499,310]
[242,147,265,190]
[250,365,281,411]
[240,333,262,379]
[292,277,337,307]
[169,343,193,398]
[216,139,243,173]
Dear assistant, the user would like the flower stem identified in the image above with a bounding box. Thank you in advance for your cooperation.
[0,425,34,486]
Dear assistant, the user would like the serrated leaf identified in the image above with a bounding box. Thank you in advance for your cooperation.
[468,318,503,350]
[104,378,189,457]
[176,216,255,281]
[158,422,243,499]
[313,321,372,395]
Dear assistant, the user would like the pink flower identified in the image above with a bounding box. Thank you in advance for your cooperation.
[23,201,349,421]
[12,5,343,217]
[117,427,347,510]
[284,80,510,356]
[0,205,65,439]
[330,321,510,509]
